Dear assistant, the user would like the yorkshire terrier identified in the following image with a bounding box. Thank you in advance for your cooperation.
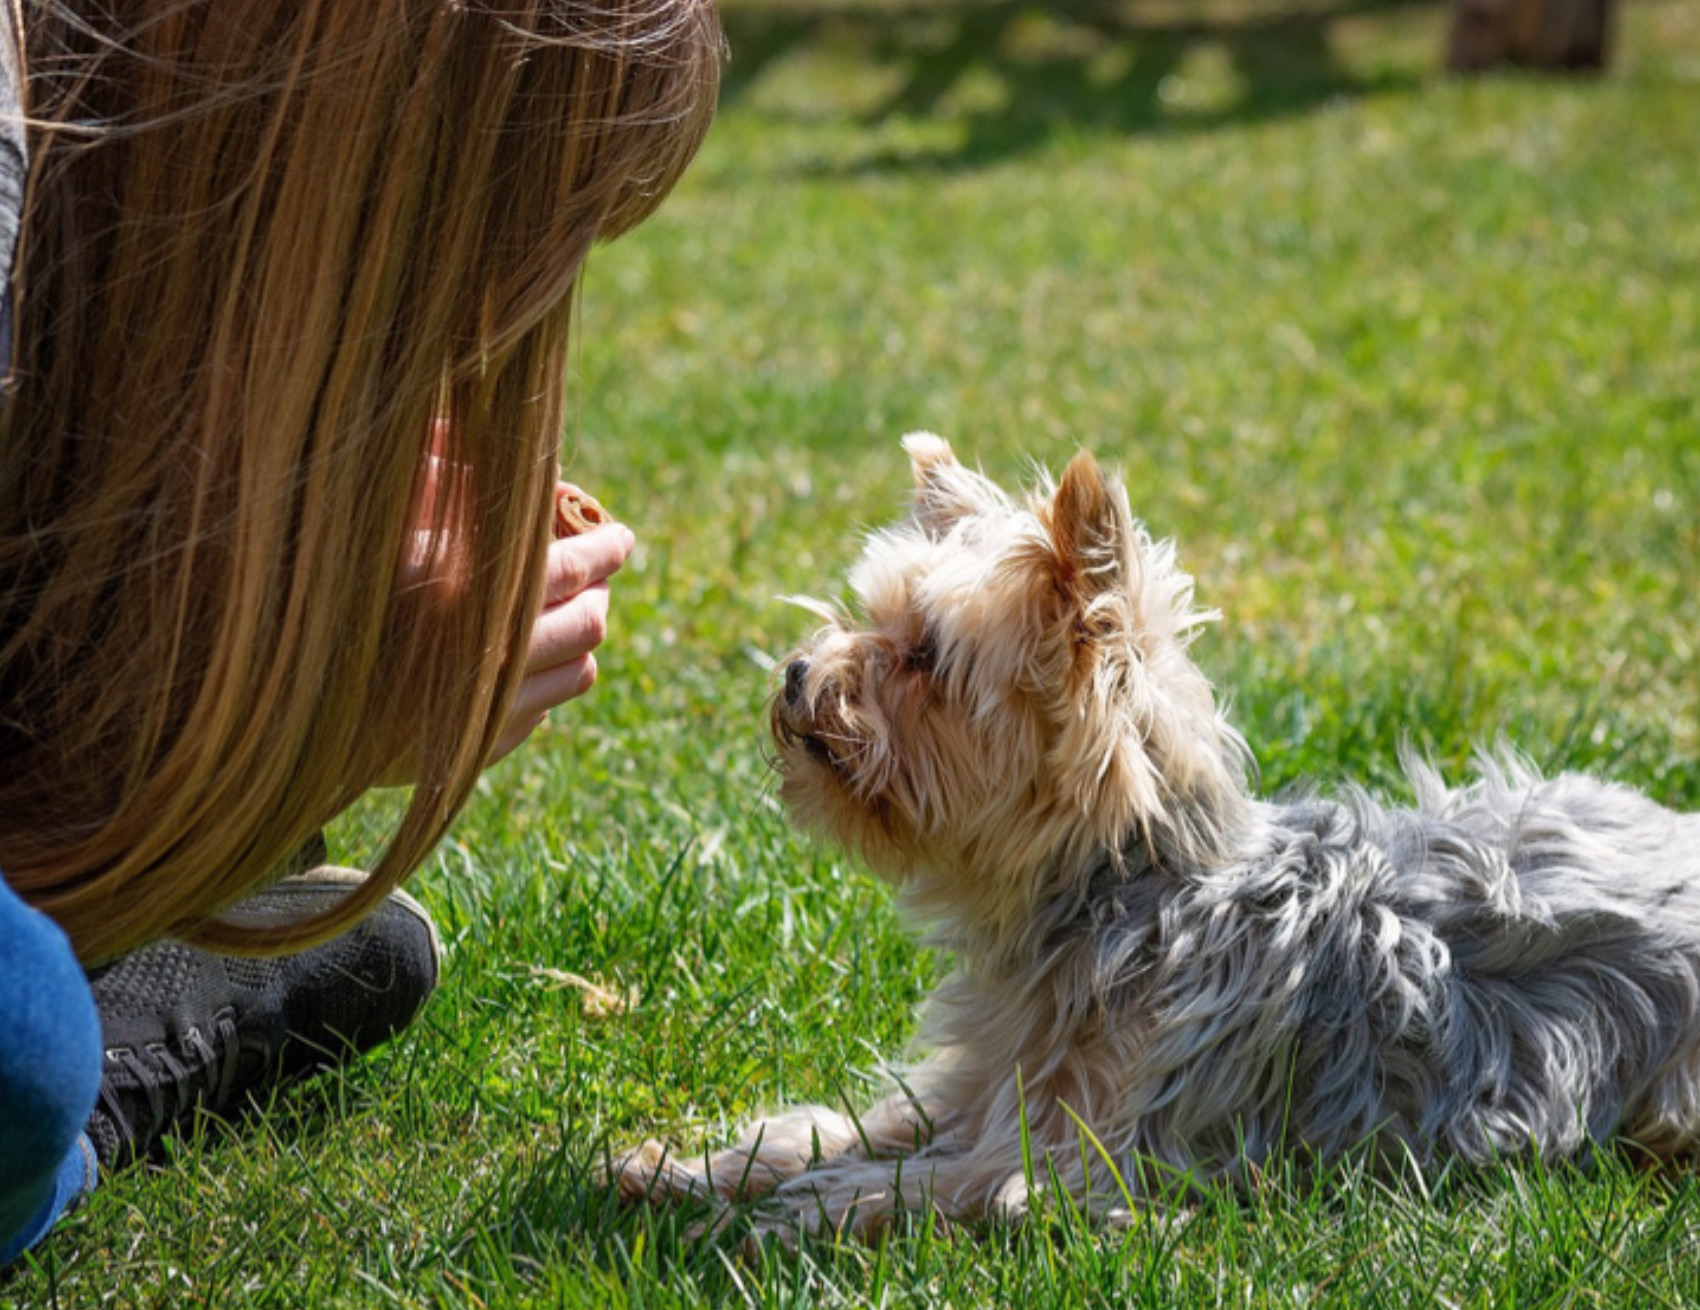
[616,433,1700,1238]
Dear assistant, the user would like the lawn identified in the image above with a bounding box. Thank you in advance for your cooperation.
[11,0,1700,1305]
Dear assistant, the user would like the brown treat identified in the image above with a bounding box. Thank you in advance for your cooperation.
[554,484,614,538]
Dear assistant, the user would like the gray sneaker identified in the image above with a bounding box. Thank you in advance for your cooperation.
[83,846,441,1169]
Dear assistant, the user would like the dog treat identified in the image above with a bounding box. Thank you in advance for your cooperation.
[553,484,614,538]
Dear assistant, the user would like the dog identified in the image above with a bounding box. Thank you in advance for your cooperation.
[616,433,1700,1239]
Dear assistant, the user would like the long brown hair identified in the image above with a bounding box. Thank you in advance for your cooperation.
[0,0,721,961]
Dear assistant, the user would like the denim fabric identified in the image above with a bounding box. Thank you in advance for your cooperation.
[0,1133,97,1267]
[0,875,102,1266]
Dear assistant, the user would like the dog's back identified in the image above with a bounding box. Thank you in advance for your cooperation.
[1104,762,1700,1177]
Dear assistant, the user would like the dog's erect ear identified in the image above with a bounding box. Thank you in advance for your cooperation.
[1049,450,1134,603]
[903,431,998,535]
[903,431,957,481]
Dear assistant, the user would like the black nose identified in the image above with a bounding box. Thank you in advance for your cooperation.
[784,658,809,706]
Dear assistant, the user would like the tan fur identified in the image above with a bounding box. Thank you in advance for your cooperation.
[619,435,1700,1242]
[619,435,1253,1234]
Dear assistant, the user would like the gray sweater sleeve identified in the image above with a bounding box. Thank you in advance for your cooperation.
[0,13,24,370]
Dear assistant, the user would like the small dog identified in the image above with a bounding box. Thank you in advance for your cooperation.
[617,434,1700,1238]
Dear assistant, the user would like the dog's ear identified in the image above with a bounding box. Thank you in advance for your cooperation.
[903,430,957,481]
[1049,450,1136,606]
[903,431,998,535]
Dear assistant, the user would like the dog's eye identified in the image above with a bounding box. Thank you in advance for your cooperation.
[905,632,938,672]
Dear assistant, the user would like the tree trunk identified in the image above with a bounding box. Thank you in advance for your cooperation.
[1447,0,1618,72]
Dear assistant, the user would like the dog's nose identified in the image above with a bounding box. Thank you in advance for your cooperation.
[784,658,810,707]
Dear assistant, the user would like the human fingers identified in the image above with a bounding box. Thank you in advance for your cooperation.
[484,654,598,765]
[511,653,599,721]
[544,522,634,606]
[527,582,612,673]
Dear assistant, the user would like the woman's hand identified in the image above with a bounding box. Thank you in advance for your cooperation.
[484,490,635,765]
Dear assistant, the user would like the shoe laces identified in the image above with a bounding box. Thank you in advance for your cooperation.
[99,1009,242,1149]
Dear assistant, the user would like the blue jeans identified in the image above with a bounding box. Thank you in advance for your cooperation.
[0,874,101,1266]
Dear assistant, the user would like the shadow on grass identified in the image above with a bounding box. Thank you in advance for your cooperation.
[719,0,1441,172]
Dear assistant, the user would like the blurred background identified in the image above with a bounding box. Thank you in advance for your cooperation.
[562,0,1698,804]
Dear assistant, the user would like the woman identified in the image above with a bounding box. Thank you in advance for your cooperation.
[0,0,722,1264]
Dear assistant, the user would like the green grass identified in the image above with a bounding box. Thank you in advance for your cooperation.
[12,0,1700,1304]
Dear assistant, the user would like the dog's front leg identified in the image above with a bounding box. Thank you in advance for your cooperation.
[757,1140,1013,1242]
[757,1126,1154,1243]
[613,1090,940,1206]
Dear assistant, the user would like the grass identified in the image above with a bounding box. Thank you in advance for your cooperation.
[10,0,1700,1304]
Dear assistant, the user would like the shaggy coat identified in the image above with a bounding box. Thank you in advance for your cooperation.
[616,435,1700,1236]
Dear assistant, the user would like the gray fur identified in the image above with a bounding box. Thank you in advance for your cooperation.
[1009,753,1700,1180]
[615,440,1700,1239]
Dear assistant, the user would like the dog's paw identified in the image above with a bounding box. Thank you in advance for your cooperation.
[608,1139,711,1205]
[764,1168,964,1247]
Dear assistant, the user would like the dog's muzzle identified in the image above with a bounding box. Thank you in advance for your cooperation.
[775,658,841,769]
